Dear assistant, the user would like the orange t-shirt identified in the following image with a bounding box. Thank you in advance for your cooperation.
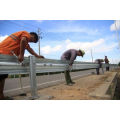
[0,31,31,56]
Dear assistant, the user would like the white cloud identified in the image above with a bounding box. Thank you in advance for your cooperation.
[110,20,120,31]
[41,38,117,56]
[94,42,117,53]
[65,38,104,51]
[0,35,8,42]
[41,45,62,54]
[65,39,71,44]
[41,46,51,54]
[52,45,62,52]
[109,58,120,64]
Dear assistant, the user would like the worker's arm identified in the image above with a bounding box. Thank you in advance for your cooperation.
[18,37,27,62]
[27,46,44,58]
[69,51,76,66]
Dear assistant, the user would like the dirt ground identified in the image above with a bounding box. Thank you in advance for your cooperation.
[37,72,114,100]
[14,71,117,100]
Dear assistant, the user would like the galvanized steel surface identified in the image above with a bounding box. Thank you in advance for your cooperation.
[0,54,118,99]
[0,54,118,74]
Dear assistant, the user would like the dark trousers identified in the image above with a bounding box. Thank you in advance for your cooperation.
[96,64,104,75]
[64,70,72,84]
[0,74,8,80]
[105,63,109,71]
[96,67,104,75]
[96,68,100,75]
[106,67,109,71]
[0,74,8,99]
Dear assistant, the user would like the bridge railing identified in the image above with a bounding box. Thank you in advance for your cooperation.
[0,54,118,99]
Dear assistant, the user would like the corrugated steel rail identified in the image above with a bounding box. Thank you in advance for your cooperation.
[0,54,118,99]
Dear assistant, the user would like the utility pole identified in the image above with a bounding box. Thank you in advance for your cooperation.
[38,28,40,55]
[91,49,93,62]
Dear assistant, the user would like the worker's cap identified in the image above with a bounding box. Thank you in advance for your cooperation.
[79,49,85,57]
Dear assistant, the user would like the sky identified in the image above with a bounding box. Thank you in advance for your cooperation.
[0,20,120,63]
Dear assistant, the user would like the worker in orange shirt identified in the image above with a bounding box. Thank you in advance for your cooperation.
[0,31,44,100]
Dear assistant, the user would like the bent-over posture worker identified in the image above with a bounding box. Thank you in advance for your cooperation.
[0,31,44,100]
[104,56,109,71]
[95,59,104,75]
[61,49,85,86]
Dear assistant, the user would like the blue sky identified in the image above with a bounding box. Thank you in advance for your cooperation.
[0,20,120,63]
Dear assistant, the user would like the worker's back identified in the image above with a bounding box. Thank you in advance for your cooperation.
[0,31,30,56]
[61,49,77,60]
[95,59,104,64]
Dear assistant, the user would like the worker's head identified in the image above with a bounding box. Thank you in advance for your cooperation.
[77,49,85,57]
[29,32,39,43]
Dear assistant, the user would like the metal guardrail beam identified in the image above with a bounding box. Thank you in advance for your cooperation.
[0,54,118,99]
[0,55,29,74]
[0,54,118,74]
[0,54,100,74]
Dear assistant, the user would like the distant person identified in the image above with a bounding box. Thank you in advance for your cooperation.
[0,31,44,100]
[95,59,104,75]
[61,49,85,86]
[104,56,109,71]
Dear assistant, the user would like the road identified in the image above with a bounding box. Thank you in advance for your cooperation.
[4,68,107,96]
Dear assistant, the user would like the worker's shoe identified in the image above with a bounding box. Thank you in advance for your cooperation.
[67,83,73,86]
[97,73,99,75]
[70,81,75,84]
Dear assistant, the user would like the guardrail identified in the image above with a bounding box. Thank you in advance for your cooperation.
[0,54,118,99]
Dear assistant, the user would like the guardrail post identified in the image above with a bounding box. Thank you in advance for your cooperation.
[29,56,38,99]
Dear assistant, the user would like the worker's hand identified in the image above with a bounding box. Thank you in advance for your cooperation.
[37,55,45,59]
[68,65,73,71]
[18,55,24,62]
[66,65,72,71]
